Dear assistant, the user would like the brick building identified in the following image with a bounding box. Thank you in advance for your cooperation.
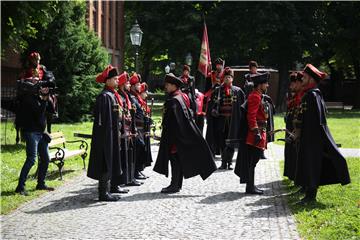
[86,0,125,71]
[1,0,125,89]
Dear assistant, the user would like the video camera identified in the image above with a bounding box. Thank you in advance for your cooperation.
[17,71,57,96]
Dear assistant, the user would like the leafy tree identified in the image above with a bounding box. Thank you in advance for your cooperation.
[1,1,59,55]
[124,1,360,107]
[25,1,109,122]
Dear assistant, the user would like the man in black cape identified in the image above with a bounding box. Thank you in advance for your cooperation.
[293,64,350,203]
[205,57,225,156]
[128,72,148,183]
[209,67,245,170]
[283,72,303,181]
[154,73,217,193]
[179,64,197,119]
[87,65,123,202]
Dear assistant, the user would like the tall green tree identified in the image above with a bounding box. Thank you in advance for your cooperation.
[124,1,360,107]
[26,1,109,122]
[1,1,59,55]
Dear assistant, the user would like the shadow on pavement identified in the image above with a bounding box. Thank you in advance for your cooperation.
[120,192,204,202]
[199,191,246,204]
[25,186,106,214]
[244,185,328,218]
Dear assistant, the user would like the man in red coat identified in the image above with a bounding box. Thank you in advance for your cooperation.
[235,72,270,194]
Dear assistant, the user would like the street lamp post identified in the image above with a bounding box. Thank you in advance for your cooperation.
[130,20,143,73]
[169,62,176,74]
[185,53,193,67]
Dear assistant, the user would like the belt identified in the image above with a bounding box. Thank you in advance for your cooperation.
[257,120,267,129]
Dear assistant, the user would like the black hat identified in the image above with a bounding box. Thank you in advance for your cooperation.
[223,67,234,77]
[164,73,183,87]
[250,72,270,85]
[249,61,258,68]
[289,72,297,82]
[214,58,224,65]
[107,68,119,79]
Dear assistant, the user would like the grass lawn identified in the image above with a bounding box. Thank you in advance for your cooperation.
[273,109,360,149]
[0,121,94,215]
[281,158,360,240]
[1,104,164,215]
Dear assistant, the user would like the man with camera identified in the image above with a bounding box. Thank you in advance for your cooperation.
[15,52,55,196]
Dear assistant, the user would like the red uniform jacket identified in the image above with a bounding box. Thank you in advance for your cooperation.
[246,90,268,150]
[195,91,205,116]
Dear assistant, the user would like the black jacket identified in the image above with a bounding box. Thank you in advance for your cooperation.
[16,93,51,133]
[154,91,217,180]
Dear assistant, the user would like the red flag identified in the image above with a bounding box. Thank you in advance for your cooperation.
[198,22,211,77]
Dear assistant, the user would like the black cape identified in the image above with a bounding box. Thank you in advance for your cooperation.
[283,100,296,180]
[204,84,222,155]
[154,92,217,180]
[224,89,254,183]
[294,88,350,188]
[87,89,122,180]
[263,94,275,142]
[128,93,148,171]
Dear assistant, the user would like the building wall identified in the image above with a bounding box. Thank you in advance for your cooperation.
[86,0,125,71]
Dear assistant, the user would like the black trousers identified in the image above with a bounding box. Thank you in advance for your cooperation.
[170,154,183,189]
[245,145,262,184]
[195,115,205,133]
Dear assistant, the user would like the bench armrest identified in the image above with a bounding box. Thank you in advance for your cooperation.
[49,147,65,160]
[66,140,89,152]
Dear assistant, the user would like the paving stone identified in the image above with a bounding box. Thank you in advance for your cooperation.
[1,143,300,240]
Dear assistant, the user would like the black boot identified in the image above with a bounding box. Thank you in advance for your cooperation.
[161,155,181,194]
[99,180,121,201]
[245,167,263,195]
[227,162,233,170]
[135,171,147,180]
[293,186,306,194]
[110,185,130,194]
[298,187,317,204]
[218,162,227,170]
[140,171,149,178]
[260,151,267,159]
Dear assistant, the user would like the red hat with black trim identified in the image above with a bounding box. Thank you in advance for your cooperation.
[28,52,41,61]
[164,73,183,87]
[96,65,119,83]
[130,72,140,85]
[303,64,327,82]
[118,71,129,86]
[223,67,234,77]
[139,82,148,93]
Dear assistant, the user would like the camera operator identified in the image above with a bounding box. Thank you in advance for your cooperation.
[15,52,55,196]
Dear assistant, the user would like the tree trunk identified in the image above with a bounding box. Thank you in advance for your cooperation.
[352,56,360,108]
[276,61,291,112]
